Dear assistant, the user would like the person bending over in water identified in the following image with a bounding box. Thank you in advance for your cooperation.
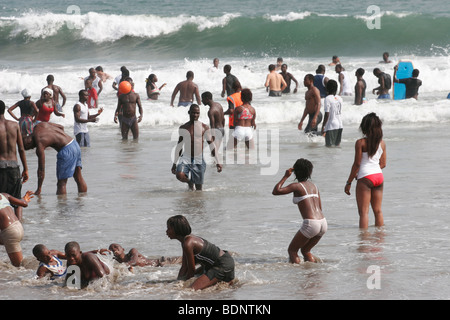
[0,191,33,267]
[166,215,235,290]
[272,159,327,263]
[107,243,181,270]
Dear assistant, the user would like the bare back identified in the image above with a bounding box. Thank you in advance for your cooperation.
[0,119,20,161]
[0,205,18,230]
[265,72,286,91]
[178,80,199,102]
[208,102,225,129]
[46,85,62,103]
[292,181,324,220]
[33,122,72,152]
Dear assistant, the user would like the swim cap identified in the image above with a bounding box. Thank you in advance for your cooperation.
[21,89,31,98]
[42,88,53,97]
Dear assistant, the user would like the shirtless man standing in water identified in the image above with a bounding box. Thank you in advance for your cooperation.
[114,78,143,140]
[298,74,322,134]
[265,64,287,97]
[170,71,201,107]
[171,104,222,191]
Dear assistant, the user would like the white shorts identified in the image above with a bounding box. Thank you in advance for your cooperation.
[233,126,253,142]
[299,218,327,239]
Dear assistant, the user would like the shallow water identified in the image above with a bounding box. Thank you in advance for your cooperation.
[1,117,450,300]
[1,1,450,300]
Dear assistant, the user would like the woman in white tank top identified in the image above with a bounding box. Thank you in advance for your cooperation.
[345,113,386,229]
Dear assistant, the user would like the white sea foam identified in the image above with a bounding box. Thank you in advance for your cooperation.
[1,11,240,42]
[266,11,312,22]
[1,55,449,127]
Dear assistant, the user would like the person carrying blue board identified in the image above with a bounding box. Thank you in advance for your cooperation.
[394,66,422,100]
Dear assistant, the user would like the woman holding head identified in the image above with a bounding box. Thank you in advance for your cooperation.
[345,112,386,229]
[272,158,327,263]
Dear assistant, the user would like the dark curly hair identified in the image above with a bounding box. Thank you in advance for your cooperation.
[293,158,313,182]
[241,88,252,104]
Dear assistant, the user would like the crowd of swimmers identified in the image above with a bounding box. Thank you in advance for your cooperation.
[0,53,397,290]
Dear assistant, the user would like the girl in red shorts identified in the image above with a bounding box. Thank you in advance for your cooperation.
[345,113,386,229]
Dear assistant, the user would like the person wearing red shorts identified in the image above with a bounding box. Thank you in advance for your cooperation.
[345,113,386,229]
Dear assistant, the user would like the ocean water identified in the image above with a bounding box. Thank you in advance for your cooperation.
[1,0,450,302]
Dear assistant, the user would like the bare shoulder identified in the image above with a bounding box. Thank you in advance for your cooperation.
[179,122,189,130]
[129,248,140,255]
[6,119,19,129]
[356,137,366,146]
[182,235,195,249]
[313,86,320,95]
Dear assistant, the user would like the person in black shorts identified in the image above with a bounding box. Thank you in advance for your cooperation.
[166,215,235,290]
[0,100,29,220]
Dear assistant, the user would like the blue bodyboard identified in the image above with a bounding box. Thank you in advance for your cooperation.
[393,61,414,100]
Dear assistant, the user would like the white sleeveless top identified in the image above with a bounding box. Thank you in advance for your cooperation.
[341,71,352,95]
[357,143,383,179]
[73,102,89,135]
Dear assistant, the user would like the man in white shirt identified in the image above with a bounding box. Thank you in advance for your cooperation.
[321,80,343,147]
[335,64,352,96]
[73,90,103,147]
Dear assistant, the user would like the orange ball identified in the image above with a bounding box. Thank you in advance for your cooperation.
[118,81,132,94]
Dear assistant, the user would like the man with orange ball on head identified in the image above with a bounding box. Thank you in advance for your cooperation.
[114,78,143,140]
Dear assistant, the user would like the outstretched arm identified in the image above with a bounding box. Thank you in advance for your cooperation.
[85,253,109,278]
[170,84,180,107]
[4,190,34,207]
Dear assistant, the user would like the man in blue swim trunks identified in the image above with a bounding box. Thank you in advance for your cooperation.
[171,104,222,191]
[372,68,392,99]
[170,71,201,107]
[22,122,87,195]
